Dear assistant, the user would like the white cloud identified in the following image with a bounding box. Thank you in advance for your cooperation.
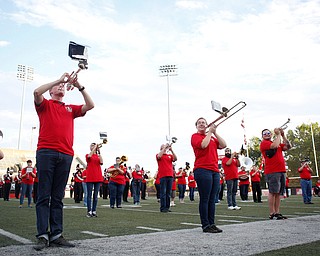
[176,0,207,10]
[0,41,10,47]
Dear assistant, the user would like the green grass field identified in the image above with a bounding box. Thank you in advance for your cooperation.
[0,194,319,254]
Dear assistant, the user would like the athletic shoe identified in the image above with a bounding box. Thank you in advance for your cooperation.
[86,212,92,218]
[233,206,241,210]
[50,236,75,248]
[33,237,49,251]
[274,213,288,220]
[92,211,97,217]
[227,206,234,210]
[117,205,122,208]
[210,225,223,233]
[110,205,115,209]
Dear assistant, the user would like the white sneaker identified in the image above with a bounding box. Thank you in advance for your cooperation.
[234,206,241,210]
[228,206,234,210]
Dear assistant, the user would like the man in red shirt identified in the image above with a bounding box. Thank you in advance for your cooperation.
[188,170,196,201]
[33,73,94,250]
[298,159,313,204]
[222,148,241,210]
[132,164,143,206]
[19,160,36,208]
[156,143,177,213]
[176,167,187,203]
[260,128,291,220]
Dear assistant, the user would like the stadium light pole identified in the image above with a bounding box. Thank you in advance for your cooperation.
[17,64,34,150]
[159,65,178,139]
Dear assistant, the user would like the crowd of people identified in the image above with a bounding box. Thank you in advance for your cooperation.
[1,72,319,251]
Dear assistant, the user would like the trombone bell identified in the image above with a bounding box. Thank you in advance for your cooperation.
[208,101,247,127]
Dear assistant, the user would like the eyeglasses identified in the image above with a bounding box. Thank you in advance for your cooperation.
[262,131,271,136]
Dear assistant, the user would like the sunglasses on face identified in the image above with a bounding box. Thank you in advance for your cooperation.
[262,131,271,136]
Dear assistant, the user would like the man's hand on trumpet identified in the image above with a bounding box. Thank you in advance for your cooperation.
[207,124,217,134]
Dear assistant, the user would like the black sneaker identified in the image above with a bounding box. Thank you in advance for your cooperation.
[33,237,49,251]
[50,236,75,248]
[92,212,97,217]
[210,225,223,233]
[86,212,92,218]
[274,213,288,220]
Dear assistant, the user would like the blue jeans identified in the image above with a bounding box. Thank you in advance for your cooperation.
[160,176,173,211]
[226,179,238,207]
[82,182,87,206]
[300,179,312,203]
[20,183,33,206]
[109,181,124,207]
[36,149,73,241]
[189,187,195,201]
[86,182,101,213]
[132,179,142,203]
[178,184,186,199]
[194,169,220,229]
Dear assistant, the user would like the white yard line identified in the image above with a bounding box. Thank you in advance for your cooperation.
[180,222,202,227]
[136,226,164,232]
[0,228,32,244]
[81,231,109,237]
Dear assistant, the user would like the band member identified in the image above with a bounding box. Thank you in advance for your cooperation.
[132,164,143,205]
[250,166,262,203]
[314,179,320,197]
[222,148,241,210]
[260,128,291,220]
[238,166,249,201]
[218,169,225,201]
[188,171,196,201]
[154,171,161,202]
[191,117,226,233]
[141,168,148,200]
[107,157,126,208]
[298,159,313,204]
[74,168,84,203]
[33,72,94,250]
[176,167,187,203]
[14,170,22,199]
[3,168,12,201]
[85,143,103,217]
[123,164,131,202]
[156,142,177,213]
[170,169,177,207]
[19,160,36,208]
[102,169,109,199]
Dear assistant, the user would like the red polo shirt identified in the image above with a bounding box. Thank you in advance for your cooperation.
[35,98,84,156]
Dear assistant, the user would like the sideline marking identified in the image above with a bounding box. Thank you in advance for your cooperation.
[0,228,32,244]
[219,219,243,223]
[180,222,201,227]
[81,231,108,237]
[136,226,164,232]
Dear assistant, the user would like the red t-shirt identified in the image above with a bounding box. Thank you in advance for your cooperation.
[154,175,160,185]
[35,99,84,156]
[172,179,176,191]
[85,154,103,183]
[109,165,126,185]
[177,171,187,185]
[21,167,36,185]
[222,157,239,180]
[191,133,220,172]
[238,170,250,185]
[132,170,143,180]
[74,172,83,183]
[250,170,261,182]
[188,175,196,188]
[299,166,312,180]
[156,153,174,179]
[260,140,286,174]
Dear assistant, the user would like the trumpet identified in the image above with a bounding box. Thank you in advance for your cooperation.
[207,101,247,128]
[97,138,108,148]
[279,118,290,130]
[168,136,177,146]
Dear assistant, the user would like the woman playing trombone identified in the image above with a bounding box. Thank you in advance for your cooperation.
[191,117,226,233]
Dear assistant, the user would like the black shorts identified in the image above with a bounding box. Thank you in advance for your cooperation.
[265,172,285,195]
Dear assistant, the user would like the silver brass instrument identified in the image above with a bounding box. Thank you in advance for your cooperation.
[169,136,177,146]
[97,132,108,148]
[240,157,253,170]
[279,118,290,130]
[0,130,3,140]
[208,101,247,127]
[66,41,89,90]
[112,155,128,178]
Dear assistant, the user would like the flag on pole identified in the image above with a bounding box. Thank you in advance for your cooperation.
[241,115,247,145]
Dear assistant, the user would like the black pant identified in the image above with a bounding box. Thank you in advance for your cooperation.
[15,182,21,199]
[141,182,147,199]
[102,183,109,199]
[219,182,225,200]
[4,183,11,201]
[239,184,249,201]
[123,181,130,202]
[252,182,262,202]
[74,182,83,203]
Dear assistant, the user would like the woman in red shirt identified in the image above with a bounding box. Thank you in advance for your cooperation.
[191,117,226,233]
[85,143,103,217]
